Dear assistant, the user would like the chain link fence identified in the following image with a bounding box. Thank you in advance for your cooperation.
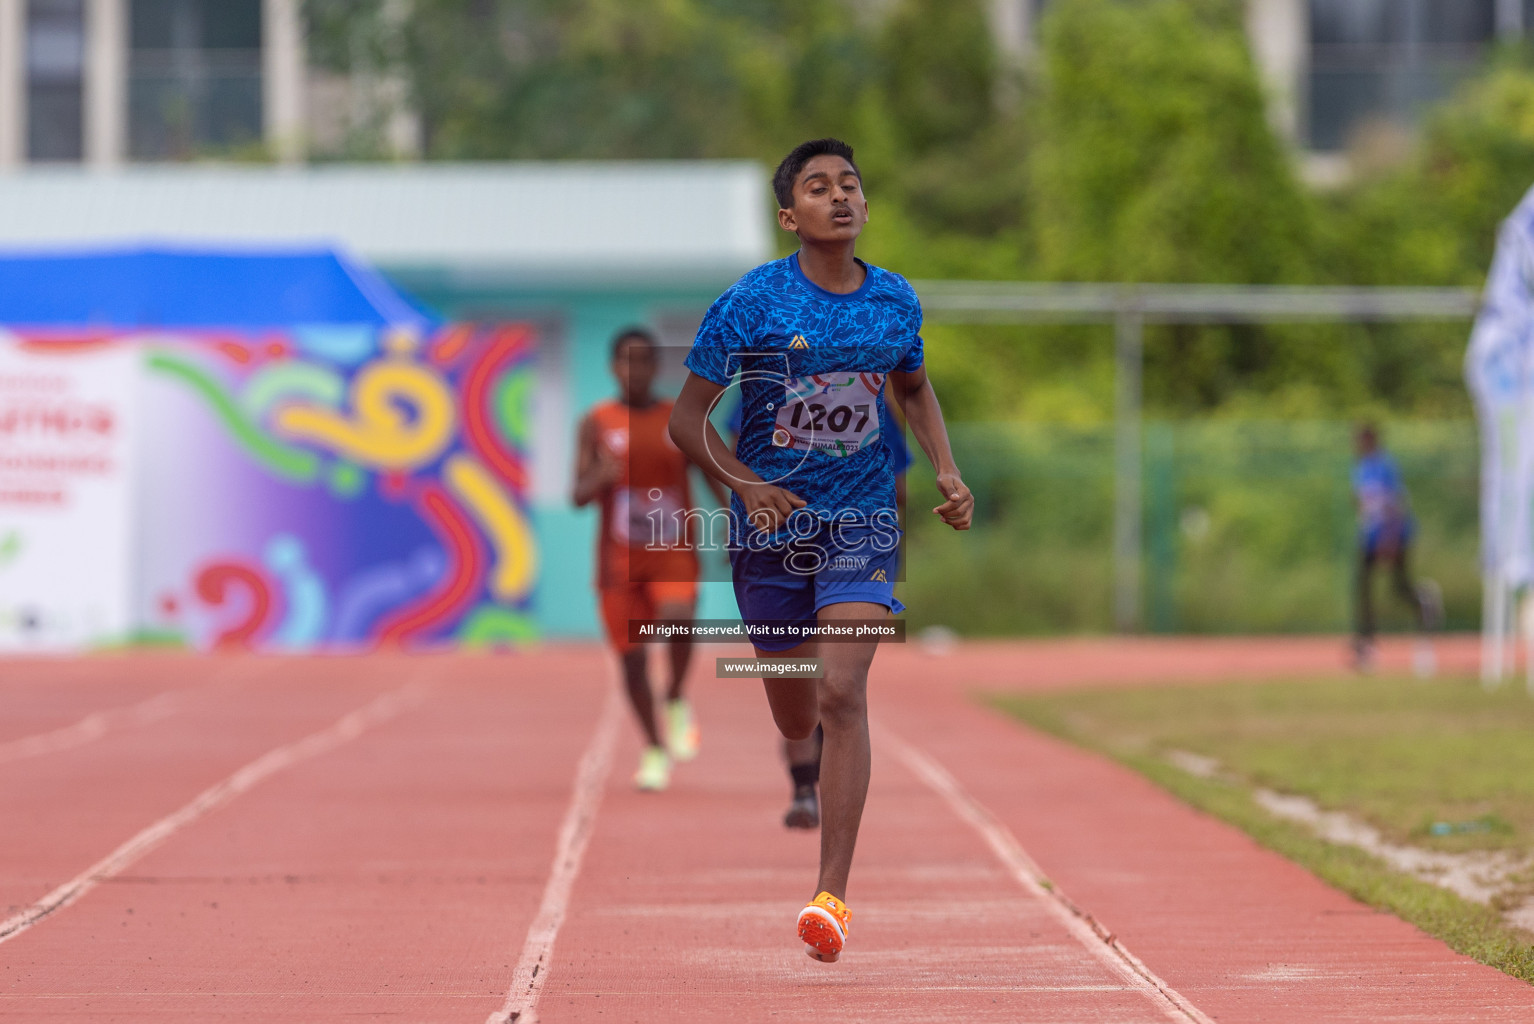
[898,282,1482,636]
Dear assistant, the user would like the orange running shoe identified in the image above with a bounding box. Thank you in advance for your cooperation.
[797,891,851,962]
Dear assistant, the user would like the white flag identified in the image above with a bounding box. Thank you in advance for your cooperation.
[1468,186,1534,585]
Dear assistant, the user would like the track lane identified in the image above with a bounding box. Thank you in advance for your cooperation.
[537,659,1176,1024]
[0,654,608,1022]
[1,640,1527,1024]
[0,658,274,766]
[0,682,426,945]
[0,656,251,745]
[488,688,621,1024]
[873,641,1534,1023]
[882,724,1215,1024]
[0,657,418,926]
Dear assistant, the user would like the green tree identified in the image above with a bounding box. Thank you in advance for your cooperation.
[305,0,885,161]
[1028,0,1312,285]
[1020,0,1338,414]
[1329,57,1534,288]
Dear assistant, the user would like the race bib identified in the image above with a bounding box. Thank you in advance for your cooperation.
[771,372,883,458]
[610,486,687,546]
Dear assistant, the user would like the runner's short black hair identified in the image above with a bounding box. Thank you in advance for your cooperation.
[610,326,657,361]
[773,138,860,209]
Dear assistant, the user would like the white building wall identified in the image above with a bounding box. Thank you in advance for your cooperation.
[989,0,1034,58]
[84,0,126,166]
[1498,0,1525,38]
[0,0,23,169]
[262,0,306,164]
[1246,0,1308,144]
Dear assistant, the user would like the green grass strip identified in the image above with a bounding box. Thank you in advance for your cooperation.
[996,694,1534,985]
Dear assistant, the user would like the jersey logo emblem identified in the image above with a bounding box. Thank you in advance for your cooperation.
[789,334,810,350]
[870,568,888,583]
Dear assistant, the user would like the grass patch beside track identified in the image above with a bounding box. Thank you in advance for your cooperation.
[996,674,1534,984]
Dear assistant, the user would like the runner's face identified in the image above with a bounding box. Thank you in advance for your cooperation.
[780,155,867,243]
[613,340,656,404]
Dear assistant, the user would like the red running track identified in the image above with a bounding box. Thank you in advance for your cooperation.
[0,635,1527,1023]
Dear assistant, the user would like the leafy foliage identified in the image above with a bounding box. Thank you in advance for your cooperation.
[1027,0,1313,286]
[302,0,1534,419]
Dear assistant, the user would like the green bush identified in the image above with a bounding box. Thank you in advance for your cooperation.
[902,419,1479,636]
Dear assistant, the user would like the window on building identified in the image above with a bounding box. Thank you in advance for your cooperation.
[26,0,85,162]
[1308,0,1497,151]
[128,0,262,160]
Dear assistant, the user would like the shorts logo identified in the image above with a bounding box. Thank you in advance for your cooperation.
[789,334,810,350]
[869,568,888,583]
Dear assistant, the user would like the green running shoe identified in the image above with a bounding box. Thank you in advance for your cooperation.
[665,699,699,762]
[634,745,670,792]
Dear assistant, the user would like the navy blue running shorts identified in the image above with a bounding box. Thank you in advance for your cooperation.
[728,519,903,652]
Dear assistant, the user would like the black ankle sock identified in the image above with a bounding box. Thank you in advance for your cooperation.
[790,762,819,789]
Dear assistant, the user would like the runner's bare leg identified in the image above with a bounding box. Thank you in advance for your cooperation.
[656,598,696,701]
[760,642,819,742]
[619,648,662,747]
[758,599,882,901]
[811,601,880,901]
[784,733,820,769]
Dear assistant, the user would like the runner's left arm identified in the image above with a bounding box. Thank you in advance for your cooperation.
[888,366,973,531]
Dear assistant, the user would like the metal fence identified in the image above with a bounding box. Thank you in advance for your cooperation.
[912,282,1483,632]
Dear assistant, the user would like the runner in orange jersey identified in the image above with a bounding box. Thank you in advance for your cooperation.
[573,327,727,791]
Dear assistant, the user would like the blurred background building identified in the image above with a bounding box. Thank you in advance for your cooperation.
[0,0,303,165]
[0,163,768,638]
[996,1,1534,161]
[0,1,1525,645]
[3,2,1533,170]
[0,1,772,640]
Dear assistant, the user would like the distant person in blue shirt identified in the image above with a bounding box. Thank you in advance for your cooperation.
[1352,423,1441,670]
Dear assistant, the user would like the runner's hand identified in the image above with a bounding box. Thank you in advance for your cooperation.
[933,472,973,531]
[741,482,807,534]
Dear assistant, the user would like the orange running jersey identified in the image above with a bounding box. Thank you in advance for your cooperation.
[586,399,700,588]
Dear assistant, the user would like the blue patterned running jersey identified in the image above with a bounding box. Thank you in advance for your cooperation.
[685,253,924,530]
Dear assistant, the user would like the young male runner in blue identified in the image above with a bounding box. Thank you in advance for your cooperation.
[669,138,972,962]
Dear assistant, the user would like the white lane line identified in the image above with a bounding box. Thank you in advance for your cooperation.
[0,681,427,946]
[881,725,1218,1024]
[487,688,621,1024]
[0,662,266,766]
[0,692,180,765]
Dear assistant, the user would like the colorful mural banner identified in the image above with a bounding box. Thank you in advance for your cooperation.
[1,323,538,653]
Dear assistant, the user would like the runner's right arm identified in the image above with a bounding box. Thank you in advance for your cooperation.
[669,372,806,533]
[571,415,621,508]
